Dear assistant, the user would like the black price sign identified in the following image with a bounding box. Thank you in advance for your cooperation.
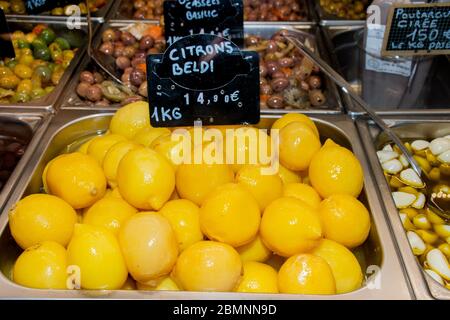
[382,2,450,56]
[147,34,260,127]
[24,0,80,14]
[164,0,244,47]
[0,9,15,59]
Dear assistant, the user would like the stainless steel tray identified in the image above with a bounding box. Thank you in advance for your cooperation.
[322,25,450,116]
[0,18,91,111]
[0,108,52,212]
[59,22,343,114]
[356,116,450,300]
[313,0,366,26]
[0,111,411,299]
[5,0,114,23]
[109,0,316,24]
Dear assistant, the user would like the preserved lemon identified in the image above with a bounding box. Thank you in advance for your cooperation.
[282,183,322,209]
[237,235,271,263]
[271,113,319,138]
[235,261,278,293]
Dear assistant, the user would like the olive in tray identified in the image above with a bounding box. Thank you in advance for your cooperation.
[75,25,165,107]
[119,0,307,22]
[246,31,327,110]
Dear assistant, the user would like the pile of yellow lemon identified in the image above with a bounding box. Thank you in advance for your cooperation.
[9,102,371,295]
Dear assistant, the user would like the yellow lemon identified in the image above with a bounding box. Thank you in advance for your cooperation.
[236,165,283,210]
[260,197,322,257]
[176,163,234,206]
[322,138,340,148]
[109,101,151,139]
[237,235,271,263]
[67,224,128,290]
[319,194,371,248]
[119,213,178,284]
[83,197,137,236]
[278,164,301,184]
[271,113,319,138]
[150,132,186,170]
[278,254,336,295]
[309,145,364,198]
[45,152,107,209]
[117,148,175,210]
[137,276,180,291]
[311,239,363,294]
[235,261,278,293]
[77,137,95,154]
[9,194,77,249]
[229,127,272,173]
[87,134,127,165]
[160,199,204,251]
[172,241,242,292]
[13,241,67,289]
[133,127,171,147]
[282,183,322,209]
[103,141,142,188]
[200,183,260,247]
[279,122,321,171]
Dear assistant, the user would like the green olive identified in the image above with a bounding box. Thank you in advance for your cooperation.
[10,92,31,103]
[33,47,51,61]
[33,65,52,83]
[30,88,46,100]
[40,28,57,45]
[0,75,20,89]
[14,64,33,79]
[54,38,71,50]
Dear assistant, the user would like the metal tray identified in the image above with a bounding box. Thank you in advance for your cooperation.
[0,108,52,212]
[5,0,114,23]
[109,0,315,24]
[322,25,450,116]
[59,22,343,114]
[0,18,91,111]
[0,111,411,299]
[356,116,450,300]
[313,0,366,26]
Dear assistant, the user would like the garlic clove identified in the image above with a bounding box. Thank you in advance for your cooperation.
[412,192,426,209]
[377,150,399,163]
[399,154,409,168]
[382,159,403,174]
[437,150,450,164]
[426,249,450,281]
[407,231,426,255]
[429,137,450,156]
[399,168,425,188]
[424,269,444,286]
[411,140,430,151]
[392,192,417,209]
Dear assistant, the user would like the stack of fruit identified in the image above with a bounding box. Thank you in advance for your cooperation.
[9,102,371,295]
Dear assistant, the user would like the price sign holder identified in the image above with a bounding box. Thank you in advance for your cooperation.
[0,9,15,59]
[382,2,450,56]
[24,0,80,14]
[147,34,260,127]
[164,0,244,47]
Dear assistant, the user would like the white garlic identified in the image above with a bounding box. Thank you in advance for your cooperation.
[392,192,417,209]
[399,154,410,168]
[382,159,403,174]
[411,193,425,209]
[382,144,394,152]
[429,137,450,156]
[424,269,444,286]
[437,150,450,164]
[399,168,424,188]
[377,150,399,163]
[426,249,450,281]
[407,231,426,255]
[411,140,430,151]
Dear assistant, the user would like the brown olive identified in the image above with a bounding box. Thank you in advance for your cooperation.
[131,57,146,67]
[124,67,134,75]
[116,56,131,70]
[114,30,122,41]
[122,96,144,105]
[121,72,131,84]
[246,36,260,47]
[271,71,287,79]
[130,68,145,87]
[138,81,148,97]
[300,80,310,91]
[271,78,289,92]
[259,64,267,77]
[121,31,136,46]
[86,85,103,102]
[93,72,104,84]
[76,82,91,98]
[308,75,322,89]
[79,71,95,84]
[309,90,326,107]
[266,40,278,53]
[267,95,284,109]
[113,46,125,58]
[260,78,267,86]
[278,57,294,68]
[139,35,154,50]
[123,46,137,59]
[99,42,114,55]
[265,61,280,75]
[102,28,116,42]
[260,84,272,95]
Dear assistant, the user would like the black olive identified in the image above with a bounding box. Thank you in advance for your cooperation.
[271,78,289,92]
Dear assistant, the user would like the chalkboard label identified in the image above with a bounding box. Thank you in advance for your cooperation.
[164,0,244,47]
[382,2,450,56]
[147,34,260,127]
[25,0,80,14]
[0,9,15,59]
